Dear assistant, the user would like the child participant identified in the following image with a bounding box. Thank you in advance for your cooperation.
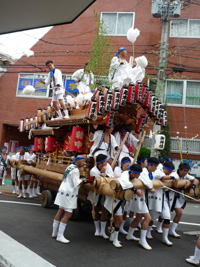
[88,154,114,239]
[126,157,159,250]
[104,164,143,248]
[169,162,199,238]
[52,156,88,244]
[114,157,131,235]
[146,161,178,246]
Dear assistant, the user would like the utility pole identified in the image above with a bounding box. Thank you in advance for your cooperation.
[151,0,182,156]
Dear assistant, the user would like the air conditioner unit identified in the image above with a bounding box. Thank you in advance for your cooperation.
[152,0,162,18]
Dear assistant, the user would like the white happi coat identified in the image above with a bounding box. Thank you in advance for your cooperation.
[114,132,139,165]
[29,153,36,162]
[11,154,17,180]
[104,170,133,214]
[147,168,165,213]
[109,56,146,89]
[0,154,10,179]
[129,168,153,214]
[114,166,122,178]
[54,164,82,210]
[72,69,94,94]
[168,171,195,210]
[15,152,31,180]
[87,163,114,206]
[89,130,118,159]
[44,69,64,96]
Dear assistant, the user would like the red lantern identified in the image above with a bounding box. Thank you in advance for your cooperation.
[34,137,45,151]
[63,133,72,151]
[69,127,85,152]
[45,137,56,152]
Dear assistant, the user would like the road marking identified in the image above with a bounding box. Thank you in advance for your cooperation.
[0,231,56,267]
[183,231,200,235]
[0,200,41,206]
[177,221,200,227]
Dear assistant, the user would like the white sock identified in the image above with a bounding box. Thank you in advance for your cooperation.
[120,220,126,229]
[16,186,19,191]
[140,229,147,241]
[56,110,62,117]
[100,221,107,234]
[147,226,152,234]
[64,110,69,116]
[171,222,178,232]
[12,185,15,191]
[94,221,100,233]
[58,222,67,236]
[127,227,136,236]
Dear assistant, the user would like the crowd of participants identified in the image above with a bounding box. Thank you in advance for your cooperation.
[51,123,200,265]
[0,145,40,198]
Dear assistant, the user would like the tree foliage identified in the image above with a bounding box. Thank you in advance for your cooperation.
[88,10,113,87]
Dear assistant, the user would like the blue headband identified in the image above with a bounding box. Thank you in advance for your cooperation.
[147,163,158,166]
[128,166,142,174]
[121,159,131,166]
[14,147,19,152]
[96,157,108,164]
[163,166,174,171]
[137,157,147,164]
[179,167,190,170]
[28,145,34,151]
[19,146,26,150]
[0,146,7,150]
[116,48,127,56]
[112,124,115,127]
[73,156,86,163]
[161,158,172,162]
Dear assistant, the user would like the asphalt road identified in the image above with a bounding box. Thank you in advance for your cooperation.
[0,186,200,267]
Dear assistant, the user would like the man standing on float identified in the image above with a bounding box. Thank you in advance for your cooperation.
[40,60,69,120]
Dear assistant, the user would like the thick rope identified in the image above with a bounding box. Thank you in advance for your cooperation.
[92,189,96,220]
[158,180,198,202]
[108,192,116,234]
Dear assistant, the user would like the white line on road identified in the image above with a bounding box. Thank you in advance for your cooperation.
[0,231,56,267]
[0,200,41,206]
[177,221,200,227]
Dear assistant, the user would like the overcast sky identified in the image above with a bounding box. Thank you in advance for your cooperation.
[0,27,52,59]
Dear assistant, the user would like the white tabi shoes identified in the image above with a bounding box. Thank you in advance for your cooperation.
[112,231,122,248]
[185,246,200,266]
[56,222,70,244]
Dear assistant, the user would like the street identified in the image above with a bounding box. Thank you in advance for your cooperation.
[0,185,200,267]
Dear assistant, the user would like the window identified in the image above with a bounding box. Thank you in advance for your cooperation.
[148,78,200,107]
[170,19,200,38]
[166,80,183,105]
[186,81,200,106]
[101,12,134,36]
[166,79,200,107]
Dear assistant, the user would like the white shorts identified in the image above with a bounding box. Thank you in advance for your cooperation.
[59,206,73,213]
[52,93,64,102]
[114,206,123,216]
[18,175,30,181]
